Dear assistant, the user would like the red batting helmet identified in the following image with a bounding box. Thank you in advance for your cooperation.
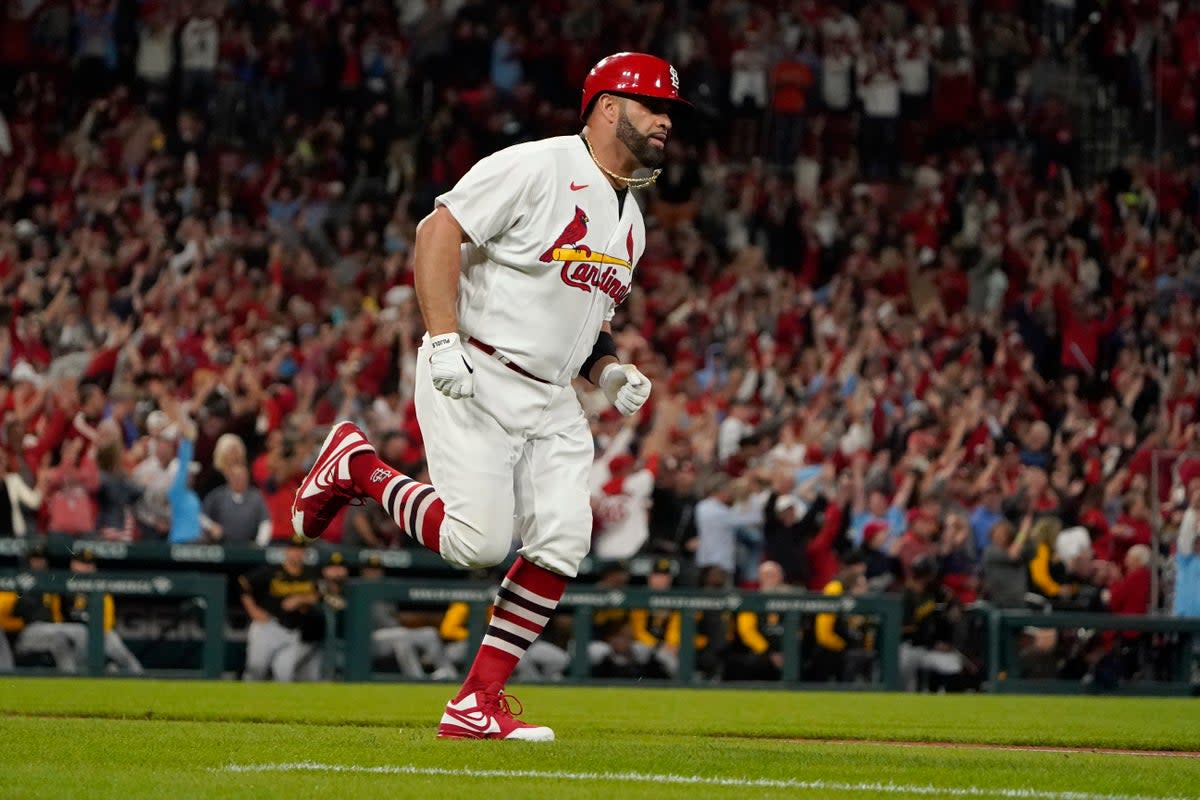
[580,52,690,120]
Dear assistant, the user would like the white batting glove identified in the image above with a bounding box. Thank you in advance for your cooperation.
[428,332,475,399]
[599,362,651,416]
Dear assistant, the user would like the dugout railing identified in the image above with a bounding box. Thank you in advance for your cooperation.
[0,570,227,678]
[4,568,1197,692]
[341,579,906,689]
[0,537,461,571]
[0,537,667,578]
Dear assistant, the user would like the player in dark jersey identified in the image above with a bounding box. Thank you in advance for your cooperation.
[239,536,323,681]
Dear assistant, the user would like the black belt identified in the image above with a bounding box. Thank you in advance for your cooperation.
[467,337,552,385]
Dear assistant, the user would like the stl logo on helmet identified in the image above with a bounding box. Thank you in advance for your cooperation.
[540,206,633,305]
[669,65,680,91]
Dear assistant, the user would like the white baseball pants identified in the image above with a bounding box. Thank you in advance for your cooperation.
[415,336,594,577]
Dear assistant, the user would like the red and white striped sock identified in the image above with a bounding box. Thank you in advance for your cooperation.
[349,454,443,553]
[459,556,567,698]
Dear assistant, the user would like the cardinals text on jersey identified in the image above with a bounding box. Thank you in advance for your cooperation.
[543,207,634,305]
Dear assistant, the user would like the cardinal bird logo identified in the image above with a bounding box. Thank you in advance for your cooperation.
[545,205,634,304]
[539,206,590,263]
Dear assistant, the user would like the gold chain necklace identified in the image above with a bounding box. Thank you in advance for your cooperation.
[582,134,662,189]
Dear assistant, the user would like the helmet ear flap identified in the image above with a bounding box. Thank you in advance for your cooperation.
[581,92,612,123]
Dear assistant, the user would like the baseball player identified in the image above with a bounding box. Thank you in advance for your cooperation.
[362,555,454,679]
[238,537,324,681]
[12,547,143,674]
[291,52,688,739]
[5,545,83,672]
[438,597,570,683]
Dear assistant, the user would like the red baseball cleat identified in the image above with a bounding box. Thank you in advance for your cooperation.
[291,421,375,541]
[437,683,554,741]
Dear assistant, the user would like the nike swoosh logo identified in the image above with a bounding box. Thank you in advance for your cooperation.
[447,708,500,734]
[461,356,474,374]
[299,435,364,499]
[570,182,588,191]
[300,459,339,499]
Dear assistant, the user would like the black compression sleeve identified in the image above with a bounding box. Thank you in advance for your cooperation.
[580,330,618,383]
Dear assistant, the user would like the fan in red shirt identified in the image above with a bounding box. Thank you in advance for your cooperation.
[1103,545,1152,647]
[1105,545,1152,616]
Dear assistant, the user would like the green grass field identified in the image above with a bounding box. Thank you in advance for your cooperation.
[1,679,1197,800]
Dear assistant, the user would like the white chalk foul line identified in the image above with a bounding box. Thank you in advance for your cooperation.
[217,761,1195,800]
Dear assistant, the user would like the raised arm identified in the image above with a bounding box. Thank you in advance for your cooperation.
[1009,514,1033,560]
[891,471,917,512]
[7,471,41,511]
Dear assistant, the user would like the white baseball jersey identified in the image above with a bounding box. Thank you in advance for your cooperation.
[591,468,656,560]
[436,135,646,386]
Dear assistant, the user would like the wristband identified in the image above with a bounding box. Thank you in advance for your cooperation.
[580,330,618,383]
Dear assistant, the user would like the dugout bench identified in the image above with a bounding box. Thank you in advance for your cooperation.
[986,609,1200,696]
[340,579,907,689]
[0,570,227,678]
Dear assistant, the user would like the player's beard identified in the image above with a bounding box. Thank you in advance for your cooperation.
[616,108,666,169]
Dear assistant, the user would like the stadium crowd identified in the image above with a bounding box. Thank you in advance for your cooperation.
[1,0,1199,686]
